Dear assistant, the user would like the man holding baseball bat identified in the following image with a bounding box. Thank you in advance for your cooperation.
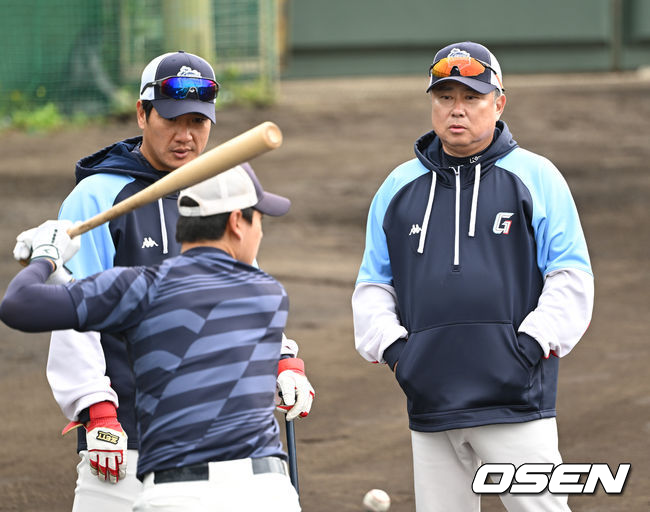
[12,51,313,511]
[1,167,302,511]
[353,41,593,511]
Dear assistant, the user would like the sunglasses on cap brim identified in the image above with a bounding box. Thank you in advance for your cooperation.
[429,56,504,90]
[141,76,219,102]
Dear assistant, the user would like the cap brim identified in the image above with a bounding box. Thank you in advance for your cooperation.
[152,98,216,123]
[426,76,498,95]
[255,192,290,217]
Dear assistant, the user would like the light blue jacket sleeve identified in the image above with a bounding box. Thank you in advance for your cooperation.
[58,174,134,279]
[498,148,592,277]
[356,159,429,286]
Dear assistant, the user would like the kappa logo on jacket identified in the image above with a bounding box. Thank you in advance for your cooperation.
[493,212,514,235]
[142,237,159,248]
[409,224,422,236]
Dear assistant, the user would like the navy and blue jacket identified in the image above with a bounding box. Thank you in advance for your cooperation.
[357,121,591,432]
[59,137,181,450]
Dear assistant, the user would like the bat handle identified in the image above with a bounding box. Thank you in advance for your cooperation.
[285,418,300,496]
[67,226,80,238]
[67,221,90,239]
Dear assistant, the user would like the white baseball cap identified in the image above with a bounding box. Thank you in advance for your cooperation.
[178,163,290,217]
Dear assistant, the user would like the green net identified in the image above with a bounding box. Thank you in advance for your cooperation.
[0,0,279,121]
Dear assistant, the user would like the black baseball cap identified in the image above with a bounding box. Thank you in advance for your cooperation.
[426,41,504,95]
[140,51,217,123]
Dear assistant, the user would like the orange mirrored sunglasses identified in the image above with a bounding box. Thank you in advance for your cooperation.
[430,56,491,77]
[429,55,503,90]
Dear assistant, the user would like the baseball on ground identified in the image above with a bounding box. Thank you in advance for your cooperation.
[363,488,391,511]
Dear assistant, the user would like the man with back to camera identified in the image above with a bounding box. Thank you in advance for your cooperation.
[352,41,593,511]
[12,50,314,510]
[2,165,303,511]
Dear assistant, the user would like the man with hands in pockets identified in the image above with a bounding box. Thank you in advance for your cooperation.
[352,41,593,511]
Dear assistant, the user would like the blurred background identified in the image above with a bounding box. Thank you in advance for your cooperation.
[1,0,649,125]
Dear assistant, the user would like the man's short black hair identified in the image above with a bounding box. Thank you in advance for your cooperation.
[175,197,254,243]
[141,99,155,120]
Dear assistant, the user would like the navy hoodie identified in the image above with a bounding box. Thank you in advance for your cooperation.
[58,136,181,450]
[356,121,591,432]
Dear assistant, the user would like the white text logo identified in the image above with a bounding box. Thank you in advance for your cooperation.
[472,463,631,495]
[142,237,159,249]
[178,66,201,77]
[447,48,472,61]
[493,212,514,234]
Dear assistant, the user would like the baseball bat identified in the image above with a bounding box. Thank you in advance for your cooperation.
[67,121,282,239]
[285,418,300,497]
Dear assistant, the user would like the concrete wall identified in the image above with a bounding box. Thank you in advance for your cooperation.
[283,0,650,78]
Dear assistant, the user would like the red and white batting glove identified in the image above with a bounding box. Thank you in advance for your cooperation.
[62,401,127,483]
[276,358,315,421]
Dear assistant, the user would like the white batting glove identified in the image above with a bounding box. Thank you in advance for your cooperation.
[19,220,80,284]
[15,227,72,284]
[13,227,36,262]
[276,358,315,421]
[30,220,80,267]
[63,401,127,484]
[16,220,81,265]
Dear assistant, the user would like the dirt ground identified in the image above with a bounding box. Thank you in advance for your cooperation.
[0,72,648,511]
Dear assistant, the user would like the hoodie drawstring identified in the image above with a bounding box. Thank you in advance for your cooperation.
[453,167,461,265]
[417,163,481,263]
[417,172,437,254]
[468,163,481,237]
[158,198,169,255]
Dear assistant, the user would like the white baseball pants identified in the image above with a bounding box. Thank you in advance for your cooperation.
[72,449,142,512]
[132,457,301,512]
[411,418,571,512]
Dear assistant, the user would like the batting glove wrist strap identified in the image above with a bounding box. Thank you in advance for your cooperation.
[87,401,120,428]
[61,420,83,436]
[278,357,305,375]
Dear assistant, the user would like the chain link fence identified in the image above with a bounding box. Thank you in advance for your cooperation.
[0,0,279,123]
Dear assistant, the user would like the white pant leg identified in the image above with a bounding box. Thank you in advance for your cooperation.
[72,449,142,512]
[466,418,571,512]
[411,429,481,512]
[133,463,300,512]
[217,472,300,511]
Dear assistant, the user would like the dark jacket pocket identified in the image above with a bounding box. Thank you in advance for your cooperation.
[516,332,544,367]
[395,322,537,416]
